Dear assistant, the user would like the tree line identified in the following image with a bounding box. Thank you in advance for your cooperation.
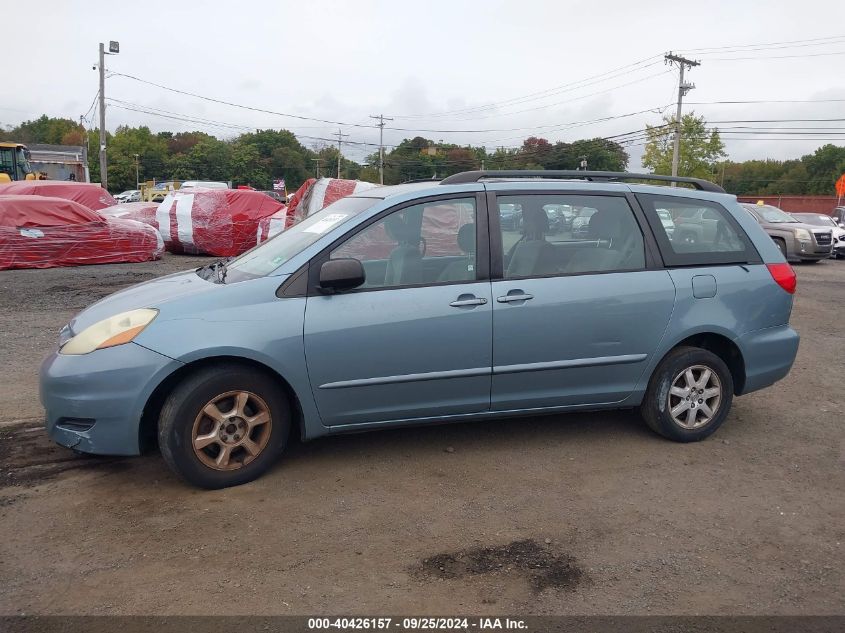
[2,114,844,196]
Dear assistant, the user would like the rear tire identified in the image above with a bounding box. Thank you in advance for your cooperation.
[640,346,734,442]
[158,364,290,489]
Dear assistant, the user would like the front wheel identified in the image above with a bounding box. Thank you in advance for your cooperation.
[158,364,291,488]
[640,346,734,442]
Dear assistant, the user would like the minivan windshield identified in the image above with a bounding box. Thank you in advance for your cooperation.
[223,196,378,279]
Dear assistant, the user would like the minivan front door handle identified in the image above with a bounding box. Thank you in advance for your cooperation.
[449,295,488,307]
[496,292,534,303]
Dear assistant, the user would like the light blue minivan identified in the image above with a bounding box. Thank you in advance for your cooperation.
[40,171,800,488]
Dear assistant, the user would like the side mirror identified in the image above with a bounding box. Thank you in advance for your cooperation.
[839,222,845,229]
[319,258,365,293]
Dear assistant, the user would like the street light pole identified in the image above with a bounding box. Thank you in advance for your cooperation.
[134,153,140,188]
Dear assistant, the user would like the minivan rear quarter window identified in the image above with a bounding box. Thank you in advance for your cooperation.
[638,194,757,266]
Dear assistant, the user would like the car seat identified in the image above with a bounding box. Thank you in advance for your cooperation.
[506,206,556,277]
[437,223,476,282]
[566,208,643,273]
[384,214,423,286]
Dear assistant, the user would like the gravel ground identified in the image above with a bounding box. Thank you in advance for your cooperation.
[0,254,842,615]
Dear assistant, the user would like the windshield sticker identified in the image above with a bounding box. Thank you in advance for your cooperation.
[302,213,348,234]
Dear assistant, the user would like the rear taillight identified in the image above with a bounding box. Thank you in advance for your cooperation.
[767,263,797,294]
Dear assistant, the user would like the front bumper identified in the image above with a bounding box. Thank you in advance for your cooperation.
[734,325,799,395]
[40,342,182,455]
[793,239,832,260]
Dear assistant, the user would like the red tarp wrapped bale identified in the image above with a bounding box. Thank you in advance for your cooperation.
[100,201,161,230]
[155,188,284,256]
[287,178,379,226]
[0,181,118,210]
[0,195,164,270]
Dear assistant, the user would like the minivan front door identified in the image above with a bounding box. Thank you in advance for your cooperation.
[490,192,675,411]
[303,196,493,427]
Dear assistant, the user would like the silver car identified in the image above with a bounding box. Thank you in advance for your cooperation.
[741,204,832,263]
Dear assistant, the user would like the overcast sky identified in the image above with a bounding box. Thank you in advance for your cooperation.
[5,0,844,168]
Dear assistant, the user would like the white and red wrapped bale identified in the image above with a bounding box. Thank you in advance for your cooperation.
[99,201,162,230]
[0,195,163,270]
[289,178,379,225]
[155,188,284,256]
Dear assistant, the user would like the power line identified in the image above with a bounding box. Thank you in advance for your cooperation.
[707,49,845,61]
[688,98,845,105]
[684,33,845,54]
[388,57,665,120]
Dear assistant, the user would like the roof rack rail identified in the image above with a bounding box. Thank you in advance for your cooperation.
[439,170,725,193]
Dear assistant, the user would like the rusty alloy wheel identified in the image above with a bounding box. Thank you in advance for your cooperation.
[191,390,272,471]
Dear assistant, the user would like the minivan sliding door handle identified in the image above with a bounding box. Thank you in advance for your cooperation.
[449,296,488,307]
[496,293,534,303]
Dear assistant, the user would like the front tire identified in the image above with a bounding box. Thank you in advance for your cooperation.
[158,364,290,489]
[640,346,733,442]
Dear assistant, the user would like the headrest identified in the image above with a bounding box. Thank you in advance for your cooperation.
[457,223,475,253]
[522,207,549,240]
[588,209,624,240]
[385,215,414,244]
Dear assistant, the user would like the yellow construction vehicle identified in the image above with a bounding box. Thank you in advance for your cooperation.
[0,142,40,183]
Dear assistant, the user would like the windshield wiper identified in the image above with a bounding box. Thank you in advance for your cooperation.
[197,258,231,283]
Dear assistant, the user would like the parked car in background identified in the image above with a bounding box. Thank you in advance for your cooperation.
[114,189,141,203]
[179,181,229,190]
[657,208,675,240]
[791,213,845,259]
[543,203,575,233]
[41,170,800,488]
[571,206,598,238]
[499,203,522,230]
[740,203,832,263]
[260,190,286,204]
[832,207,845,227]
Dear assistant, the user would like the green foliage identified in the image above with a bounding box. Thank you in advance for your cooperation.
[0,115,85,145]
[721,144,845,195]
[642,113,726,179]
[6,115,843,196]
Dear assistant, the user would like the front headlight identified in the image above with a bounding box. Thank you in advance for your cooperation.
[794,228,812,241]
[61,308,158,355]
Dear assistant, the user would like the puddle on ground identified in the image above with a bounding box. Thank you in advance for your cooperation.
[413,538,586,592]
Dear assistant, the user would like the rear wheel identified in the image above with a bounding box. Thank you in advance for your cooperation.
[640,346,733,442]
[158,364,290,489]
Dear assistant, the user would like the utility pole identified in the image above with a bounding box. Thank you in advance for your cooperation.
[334,128,349,178]
[369,114,393,184]
[97,40,119,191]
[133,153,140,188]
[312,158,321,178]
[98,43,107,190]
[665,52,699,183]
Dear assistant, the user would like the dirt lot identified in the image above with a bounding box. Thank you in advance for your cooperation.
[0,254,842,615]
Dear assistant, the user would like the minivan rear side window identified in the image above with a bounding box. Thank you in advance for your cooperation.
[637,194,757,266]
